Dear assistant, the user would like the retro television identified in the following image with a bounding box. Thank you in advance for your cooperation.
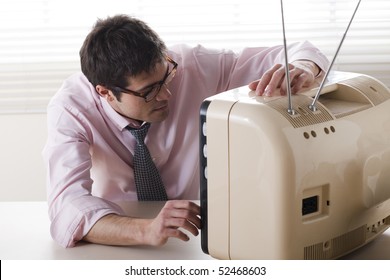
[199,0,390,259]
[199,71,390,259]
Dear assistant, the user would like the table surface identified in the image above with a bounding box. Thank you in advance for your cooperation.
[1,201,390,260]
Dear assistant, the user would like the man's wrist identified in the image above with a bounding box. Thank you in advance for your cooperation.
[293,60,321,78]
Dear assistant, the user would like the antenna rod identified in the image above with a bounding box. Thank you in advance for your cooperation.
[308,0,362,112]
[280,0,295,115]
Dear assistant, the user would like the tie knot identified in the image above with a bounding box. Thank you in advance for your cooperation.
[129,123,150,144]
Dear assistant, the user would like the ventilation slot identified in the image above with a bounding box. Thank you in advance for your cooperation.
[340,76,390,106]
[304,226,366,260]
[267,95,334,128]
[332,104,372,119]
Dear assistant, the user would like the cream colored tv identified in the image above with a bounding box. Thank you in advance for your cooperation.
[200,72,390,259]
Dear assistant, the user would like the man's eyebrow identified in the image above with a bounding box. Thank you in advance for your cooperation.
[137,80,161,92]
[135,65,169,92]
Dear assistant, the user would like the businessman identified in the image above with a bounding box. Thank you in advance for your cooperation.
[43,14,329,248]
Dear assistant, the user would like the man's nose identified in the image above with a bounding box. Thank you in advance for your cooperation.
[155,84,172,101]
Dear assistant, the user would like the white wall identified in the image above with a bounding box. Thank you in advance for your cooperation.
[0,113,47,201]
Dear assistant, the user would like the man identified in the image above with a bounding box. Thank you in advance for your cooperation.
[43,14,329,248]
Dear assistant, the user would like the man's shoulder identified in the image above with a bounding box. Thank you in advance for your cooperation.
[168,44,235,58]
[49,72,99,112]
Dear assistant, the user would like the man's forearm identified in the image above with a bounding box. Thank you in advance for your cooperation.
[83,213,150,246]
[82,200,201,247]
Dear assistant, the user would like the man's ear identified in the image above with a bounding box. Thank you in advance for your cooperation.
[96,85,115,101]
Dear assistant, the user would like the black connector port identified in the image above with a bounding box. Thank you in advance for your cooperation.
[302,195,318,216]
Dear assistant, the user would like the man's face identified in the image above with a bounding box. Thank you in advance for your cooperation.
[108,61,172,123]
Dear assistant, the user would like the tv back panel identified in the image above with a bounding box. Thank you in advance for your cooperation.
[199,72,390,259]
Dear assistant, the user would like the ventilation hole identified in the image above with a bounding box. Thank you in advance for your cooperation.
[311,131,317,137]
[324,127,330,134]
[298,106,308,115]
[323,241,331,250]
[370,86,378,92]
[304,132,310,139]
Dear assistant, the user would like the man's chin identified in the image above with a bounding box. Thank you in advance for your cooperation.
[150,108,170,123]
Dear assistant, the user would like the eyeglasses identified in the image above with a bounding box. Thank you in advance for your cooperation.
[113,56,178,102]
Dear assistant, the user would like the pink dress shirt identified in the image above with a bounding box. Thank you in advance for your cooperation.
[43,42,329,247]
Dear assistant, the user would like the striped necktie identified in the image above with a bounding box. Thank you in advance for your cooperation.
[128,123,168,201]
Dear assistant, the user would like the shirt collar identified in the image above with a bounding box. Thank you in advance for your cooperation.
[100,96,143,131]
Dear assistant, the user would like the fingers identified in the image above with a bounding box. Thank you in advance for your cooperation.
[160,215,199,242]
[147,200,201,245]
[279,66,305,95]
[165,200,201,215]
[163,227,191,242]
[164,200,201,232]
[249,64,284,96]
[164,201,201,228]
[249,62,316,96]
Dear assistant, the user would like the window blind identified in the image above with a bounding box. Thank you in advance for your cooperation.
[0,0,389,113]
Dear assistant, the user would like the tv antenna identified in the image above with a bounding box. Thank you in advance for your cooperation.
[279,0,362,114]
[280,0,295,115]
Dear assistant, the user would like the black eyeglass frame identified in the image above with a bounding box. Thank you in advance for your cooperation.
[112,56,178,102]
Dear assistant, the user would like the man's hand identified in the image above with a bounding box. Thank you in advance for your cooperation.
[83,200,201,247]
[249,60,321,96]
[143,200,201,246]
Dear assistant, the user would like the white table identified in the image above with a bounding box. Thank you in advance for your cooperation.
[1,201,390,260]
[0,201,212,260]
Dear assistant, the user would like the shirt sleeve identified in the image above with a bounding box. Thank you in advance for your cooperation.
[228,41,329,89]
[181,41,328,93]
[43,101,124,248]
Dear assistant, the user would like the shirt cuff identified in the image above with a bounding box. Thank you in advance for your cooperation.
[50,196,125,248]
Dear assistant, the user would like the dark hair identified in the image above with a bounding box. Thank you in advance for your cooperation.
[80,14,167,99]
